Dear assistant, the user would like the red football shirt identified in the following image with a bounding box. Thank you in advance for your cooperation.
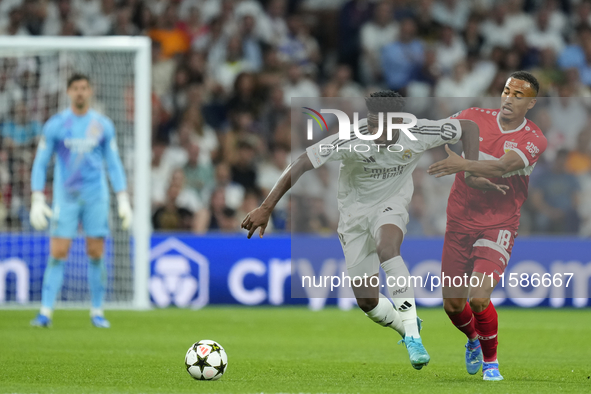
[446,107,547,232]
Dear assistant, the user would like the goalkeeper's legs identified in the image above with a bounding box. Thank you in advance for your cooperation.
[87,237,110,328]
[32,238,72,327]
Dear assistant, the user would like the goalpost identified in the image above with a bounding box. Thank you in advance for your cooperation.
[0,37,151,310]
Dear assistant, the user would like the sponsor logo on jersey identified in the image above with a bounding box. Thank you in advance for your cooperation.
[526,141,539,157]
[402,149,412,160]
[364,164,406,180]
[504,140,518,153]
[64,138,99,154]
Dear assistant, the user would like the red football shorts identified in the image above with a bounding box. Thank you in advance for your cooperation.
[441,227,517,292]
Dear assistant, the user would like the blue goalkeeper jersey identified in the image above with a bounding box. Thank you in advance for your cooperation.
[31,108,127,202]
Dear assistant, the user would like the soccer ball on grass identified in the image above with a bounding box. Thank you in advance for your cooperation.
[184,340,228,380]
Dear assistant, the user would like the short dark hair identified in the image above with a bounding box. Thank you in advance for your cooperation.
[509,71,539,96]
[365,90,405,114]
[67,73,90,88]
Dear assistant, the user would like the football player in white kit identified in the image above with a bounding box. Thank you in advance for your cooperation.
[242,91,480,370]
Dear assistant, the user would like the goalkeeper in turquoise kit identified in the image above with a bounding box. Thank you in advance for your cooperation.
[30,74,133,328]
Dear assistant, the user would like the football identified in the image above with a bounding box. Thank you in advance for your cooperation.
[184,340,228,380]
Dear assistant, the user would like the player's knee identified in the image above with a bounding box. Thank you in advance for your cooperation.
[87,248,103,260]
[357,297,379,313]
[376,245,400,263]
[469,297,490,313]
[443,299,465,315]
[86,244,104,260]
[51,245,70,260]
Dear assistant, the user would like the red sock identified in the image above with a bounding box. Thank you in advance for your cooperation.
[447,302,477,339]
[473,302,498,362]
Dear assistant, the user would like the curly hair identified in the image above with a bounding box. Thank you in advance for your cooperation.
[365,90,405,114]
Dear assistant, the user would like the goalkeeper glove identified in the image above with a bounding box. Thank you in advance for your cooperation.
[117,192,133,230]
[30,191,53,230]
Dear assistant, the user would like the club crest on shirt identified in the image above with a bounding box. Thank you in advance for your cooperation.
[402,149,412,160]
[504,140,517,153]
[87,120,103,140]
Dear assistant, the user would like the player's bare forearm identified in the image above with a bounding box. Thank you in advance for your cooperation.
[427,120,479,177]
[463,150,525,178]
[242,152,314,238]
[459,119,479,161]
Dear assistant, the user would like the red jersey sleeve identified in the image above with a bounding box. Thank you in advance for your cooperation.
[509,124,547,167]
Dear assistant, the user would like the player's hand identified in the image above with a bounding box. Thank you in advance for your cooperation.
[427,145,466,177]
[30,191,53,230]
[241,206,271,239]
[117,192,133,230]
[465,176,510,195]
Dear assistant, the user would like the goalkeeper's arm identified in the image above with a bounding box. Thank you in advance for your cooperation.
[104,125,133,230]
[30,130,56,230]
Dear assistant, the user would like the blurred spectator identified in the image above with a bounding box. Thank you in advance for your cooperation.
[257,0,288,46]
[259,86,288,143]
[226,72,261,117]
[415,0,441,41]
[110,3,139,36]
[330,64,363,98]
[435,25,467,76]
[231,139,258,191]
[277,14,320,75]
[566,129,591,175]
[210,34,257,94]
[256,143,289,229]
[558,25,591,86]
[0,6,29,35]
[152,181,194,231]
[183,143,215,205]
[151,41,176,98]
[282,63,320,106]
[215,162,244,210]
[170,168,203,213]
[359,1,398,85]
[176,5,207,44]
[547,83,588,152]
[530,149,580,234]
[1,101,41,150]
[462,16,484,57]
[431,0,470,32]
[480,3,513,52]
[381,18,424,92]
[149,5,190,59]
[526,8,565,54]
[194,187,237,233]
[338,0,373,82]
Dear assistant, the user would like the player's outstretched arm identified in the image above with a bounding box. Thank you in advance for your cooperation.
[241,152,314,239]
[428,147,525,179]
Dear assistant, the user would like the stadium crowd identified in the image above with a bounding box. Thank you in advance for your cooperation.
[0,0,590,236]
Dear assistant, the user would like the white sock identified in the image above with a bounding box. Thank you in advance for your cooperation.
[381,256,420,338]
[365,297,405,337]
[90,308,104,318]
[40,307,53,318]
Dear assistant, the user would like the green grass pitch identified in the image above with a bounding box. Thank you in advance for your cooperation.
[1,307,590,394]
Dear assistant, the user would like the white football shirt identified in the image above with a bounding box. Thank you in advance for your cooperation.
[306,117,463,217]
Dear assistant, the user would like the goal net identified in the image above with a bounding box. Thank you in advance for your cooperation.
[0,37,151,309]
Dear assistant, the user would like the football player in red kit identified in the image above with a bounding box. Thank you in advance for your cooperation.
[427,71,547,381]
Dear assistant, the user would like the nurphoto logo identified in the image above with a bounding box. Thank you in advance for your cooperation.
[303,108,419,154]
